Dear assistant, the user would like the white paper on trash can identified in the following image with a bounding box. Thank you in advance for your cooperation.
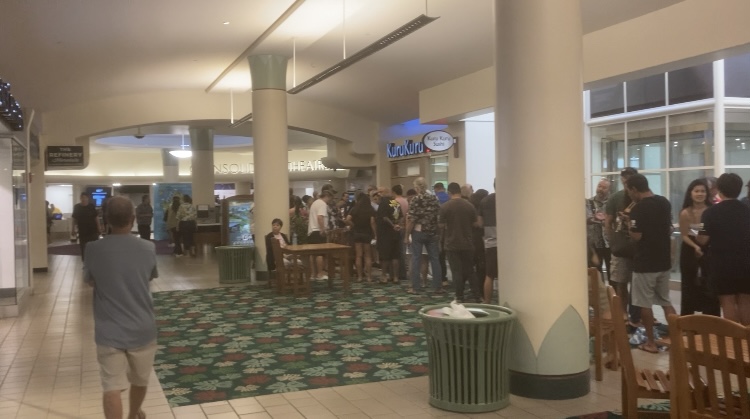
[440,300,475,318]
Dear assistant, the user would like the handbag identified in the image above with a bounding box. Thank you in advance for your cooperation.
[609,228,634,258]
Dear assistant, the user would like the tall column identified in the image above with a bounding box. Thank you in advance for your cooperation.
[248,54,289,279]
[29,158,48,273]
[189,127,215,207]
[495,0,589,399]
[162,149,179,183]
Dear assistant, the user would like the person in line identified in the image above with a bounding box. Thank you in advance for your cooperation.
[46,200,53,240]
[392,184,409,282]
[605,167,641,327]
[166,196,182,256]
[440,182,481,302]
[346,192,377,283]
[405,177,443,294]
[308,190,334,280]
[587,179,611,281]
[698,173,750,325]
[376,187,403,284]
[433,182,449,204]
[626,174,676,353]
[265,218,291,272]
[461,184,474,199]
[705,176,721,204]
[289,195,308,245]
[470,189,488,298]
[84,196,158,419]
[678,179,719,316]
[433,182,450,285]
[478,182,498,304]
[176,195,197,257]
[72,192,103,261]
[135,194,153,240]
[741,179,750,209]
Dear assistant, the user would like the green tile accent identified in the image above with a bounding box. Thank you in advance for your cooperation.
[506,304,589,375]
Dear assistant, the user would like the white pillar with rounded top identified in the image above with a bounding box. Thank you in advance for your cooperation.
[495,0,589,399]
[161,148,179,183]
[189,127,215,207]
[248,54,289,279]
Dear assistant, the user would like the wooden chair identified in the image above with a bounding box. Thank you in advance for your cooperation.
[667,313,750,419]
[589,268,618,381]
[270,239,308,296]
[607,286,671,418]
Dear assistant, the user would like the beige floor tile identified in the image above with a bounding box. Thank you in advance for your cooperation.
[238,413,272,419]
[202,403,236,415]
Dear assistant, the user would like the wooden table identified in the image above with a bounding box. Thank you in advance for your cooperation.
[670,334,750,419]
[281,243,351,294]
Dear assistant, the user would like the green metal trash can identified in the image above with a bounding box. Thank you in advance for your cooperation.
[419,304,516,413]
[216,246,255,283]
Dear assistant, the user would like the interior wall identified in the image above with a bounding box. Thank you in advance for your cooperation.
[465,120,495,192]
[0,139,15,289]
[45,185,74,214]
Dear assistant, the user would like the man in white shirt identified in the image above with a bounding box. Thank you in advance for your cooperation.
[308,190,333,279]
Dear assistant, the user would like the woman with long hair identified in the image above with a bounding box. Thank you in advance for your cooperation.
[167,196,182,256]
[679,178,719,315]
[346,192,376,282]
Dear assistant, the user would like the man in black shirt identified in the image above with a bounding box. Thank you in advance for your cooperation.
[626,174,676,353]
[72,192,103,261]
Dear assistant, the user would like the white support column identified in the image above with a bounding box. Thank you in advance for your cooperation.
[248,55,289,279]
[189,127,215,207]
[713,60,725,175]
[495,0,589,399]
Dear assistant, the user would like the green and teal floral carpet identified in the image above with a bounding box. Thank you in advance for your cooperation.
[153,282,448,407]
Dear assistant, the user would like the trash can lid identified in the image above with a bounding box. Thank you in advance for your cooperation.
[419,303,516,322]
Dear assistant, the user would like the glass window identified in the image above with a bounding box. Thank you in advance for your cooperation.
[591,123,625,173]
[590,84,624,118]
[626,74,665,112]
[725,110,750,165]
[668,111,714,168]
[668,169,713,222]
[725,53,750,98]
[627,118,666,170]
[429,155,449,187]
[668,63,713,105]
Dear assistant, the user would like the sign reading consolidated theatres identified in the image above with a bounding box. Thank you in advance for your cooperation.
[46,146,84,169]
[387,130,454,158]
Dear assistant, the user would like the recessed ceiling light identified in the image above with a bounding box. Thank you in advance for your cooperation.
[223,21,230,25]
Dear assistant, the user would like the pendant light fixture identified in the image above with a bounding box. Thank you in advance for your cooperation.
[169,134,192,158]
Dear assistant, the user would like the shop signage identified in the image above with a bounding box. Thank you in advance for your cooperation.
[210,160,332,175]
[387,139,425,158]
[46,146,84,169]
[422,130,454,151]
[0,79,23,131]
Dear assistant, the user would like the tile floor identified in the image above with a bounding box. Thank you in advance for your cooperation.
[0,251,677,418]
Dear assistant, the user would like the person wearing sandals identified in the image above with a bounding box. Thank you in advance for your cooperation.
[376,187,403,284]
[404,177,444,294]
[84,196,157,419]
[346,192,377,282]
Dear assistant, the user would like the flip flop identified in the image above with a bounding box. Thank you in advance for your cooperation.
[638,343,659,354]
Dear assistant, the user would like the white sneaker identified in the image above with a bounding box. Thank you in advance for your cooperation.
[168,243,175,248]
[175,254,183,258]
[318,274,329,280]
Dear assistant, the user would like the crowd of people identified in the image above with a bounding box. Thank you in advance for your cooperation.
[587,168,750,353]
[272,179,498,303]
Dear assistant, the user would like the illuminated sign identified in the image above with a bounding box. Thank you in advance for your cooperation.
[387,139,425,158]
[209,160,332,175]
[386,130,454,158]
[422,130,454,151]
[46,146,84,169]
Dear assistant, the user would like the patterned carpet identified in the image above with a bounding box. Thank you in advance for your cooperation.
[153,281,450,407]
[564,401,670,418]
